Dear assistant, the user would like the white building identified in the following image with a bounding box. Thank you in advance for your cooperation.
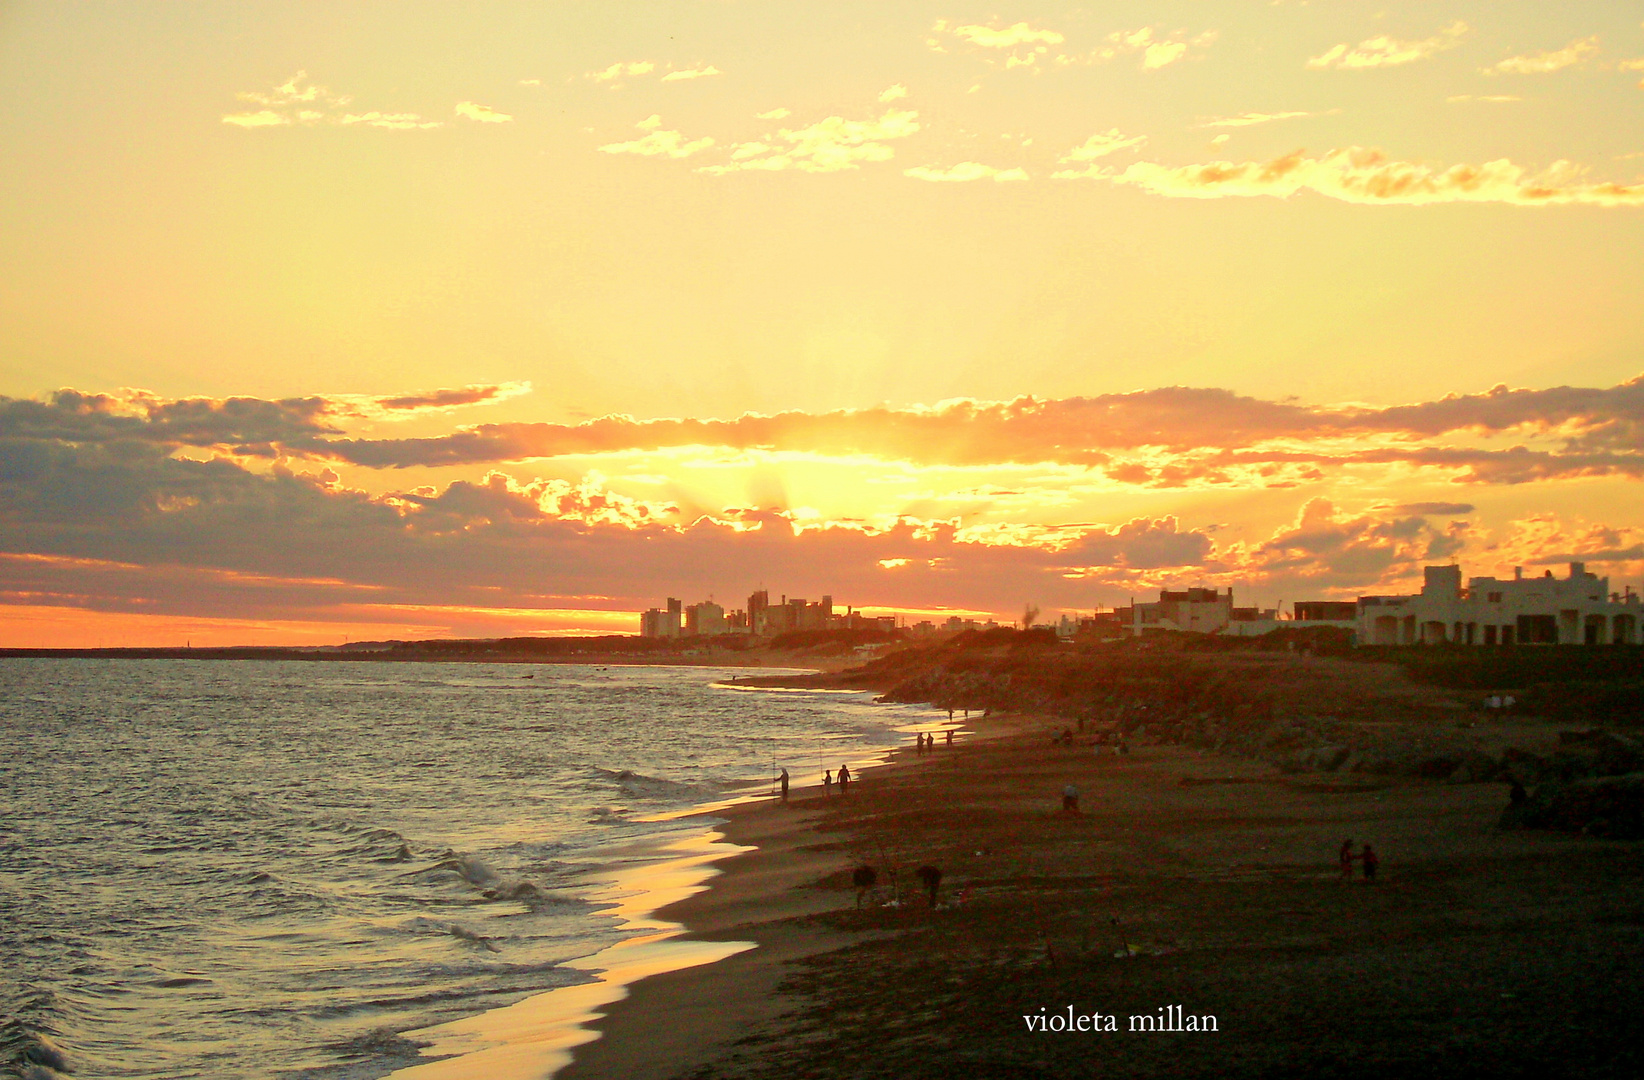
[1358,563,1641,646]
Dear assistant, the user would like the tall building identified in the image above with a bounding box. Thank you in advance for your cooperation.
[639,598,684,638]
[685,600,727,636]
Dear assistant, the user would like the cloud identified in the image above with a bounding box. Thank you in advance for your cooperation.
[223,72,441,130]
[281,376,1644,481]
[598,115,715,158]
[1488,36,1599,75]
[1307,20,1469,69]
[879,84,909,102]
[339,383,534,420]
[1393,503,1476,516]
[1241,498,1471,584]
[1447,95,1522,103]
[1050,129,1147,179]
[222,110,289,128]
[698,108,920,174]
[904,162,1028,182]
[17,377,1644,494]
[756,107,791,119]
[455,101,512,123]
[1110,147,1644,206]
[589,61,656,83]
[661,65,722,82]
[1199,111,1320,128]
[340,112,442,130]
[936,20,1064,49]
[0,384,528,452]
[1090,27,1216,70]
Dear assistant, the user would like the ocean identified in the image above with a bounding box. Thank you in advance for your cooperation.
[0,659,940,1080]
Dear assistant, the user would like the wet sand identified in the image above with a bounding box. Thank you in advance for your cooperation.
[558,711,1644,1080]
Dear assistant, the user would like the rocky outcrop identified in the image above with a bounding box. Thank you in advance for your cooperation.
[1499,772,1644,839]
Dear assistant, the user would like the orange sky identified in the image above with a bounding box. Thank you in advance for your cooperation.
[3,2,1643,645]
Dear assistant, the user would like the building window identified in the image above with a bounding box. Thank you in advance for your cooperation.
[1487,592,1502,603]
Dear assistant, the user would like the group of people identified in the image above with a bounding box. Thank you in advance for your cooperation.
[778,764,854,801]
[912,730,952,754]
[1338,837,1380,882]
[821,763,852,797]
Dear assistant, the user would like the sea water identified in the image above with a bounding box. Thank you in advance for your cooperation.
[0,659,934,1079]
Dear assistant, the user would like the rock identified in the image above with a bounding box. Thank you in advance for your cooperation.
[1445,750,1501,784]
[1499,772,1644,839]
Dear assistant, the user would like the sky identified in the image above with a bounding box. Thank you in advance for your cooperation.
[2,1,1643,646]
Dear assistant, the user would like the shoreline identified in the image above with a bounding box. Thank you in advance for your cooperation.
[545,708,1644,1079]
[382,821,757,1080]
[556,717,989,1080]
[379,695,948,1080]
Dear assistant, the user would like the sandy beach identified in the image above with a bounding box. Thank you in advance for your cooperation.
[558,708,1644,1080]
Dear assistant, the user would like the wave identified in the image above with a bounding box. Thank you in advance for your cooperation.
[587,766,714,801]
[0,1023,73,1080]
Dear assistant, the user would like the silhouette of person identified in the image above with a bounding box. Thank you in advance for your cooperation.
[779,768,789,802]
[916,865,943,908]
[838,764,852,794]
[852,865,877,908]
[1062,784,1079,813]
[823,770,832,797]
[945,729,953,747]
[1361,843,1379,883]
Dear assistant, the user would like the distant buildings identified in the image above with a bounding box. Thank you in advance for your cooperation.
[1112,561,1640,646]
[1120,587,1283,638]
[638,589,897,639]
[639,561,1641,645]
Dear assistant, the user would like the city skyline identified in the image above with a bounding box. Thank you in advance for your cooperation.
[4,2,1644,645]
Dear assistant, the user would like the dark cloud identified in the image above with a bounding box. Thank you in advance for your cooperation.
[1394,502,1475,515]
[0,390,339,449]
[9,379,1644,480]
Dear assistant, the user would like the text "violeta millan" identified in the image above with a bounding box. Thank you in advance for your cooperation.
[1023,1005,1218,1033]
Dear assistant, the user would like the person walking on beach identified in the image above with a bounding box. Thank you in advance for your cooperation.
[1061,784,1080,814]
[1361,843,1379,883]
[1338,838,1356,881]
[838,764,852,795]
[779,768,789,802]
[823,770,833,797]
[945,729,953,747]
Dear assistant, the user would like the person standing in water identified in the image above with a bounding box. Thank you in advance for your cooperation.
[838,764,852,794]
